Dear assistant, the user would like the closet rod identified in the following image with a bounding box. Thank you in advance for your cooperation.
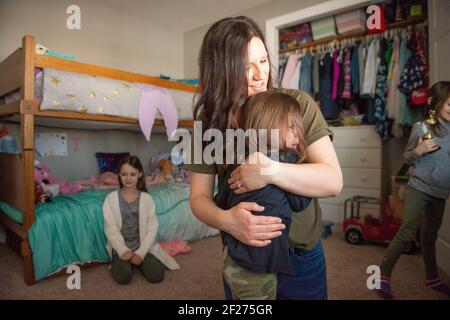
[279,15,426,54]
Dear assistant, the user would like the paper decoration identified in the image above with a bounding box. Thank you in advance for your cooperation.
[36,133,67,157]
[138,84,178,142]
[71,136,80,151]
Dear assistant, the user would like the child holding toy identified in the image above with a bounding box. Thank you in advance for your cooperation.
[102,155,179,284]
[379,81,450,299]
[214,91,311,300]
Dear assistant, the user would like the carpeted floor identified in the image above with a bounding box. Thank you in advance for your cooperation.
[0,230,449,300]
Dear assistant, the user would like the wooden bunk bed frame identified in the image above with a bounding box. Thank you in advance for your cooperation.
[0,35,196,285]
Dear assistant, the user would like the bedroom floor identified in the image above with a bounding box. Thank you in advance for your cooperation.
[0,230,448,300]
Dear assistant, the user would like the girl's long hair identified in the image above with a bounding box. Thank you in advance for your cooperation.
[240,91,307,163]
[117,155,148,192]
[428,81,450,137]
[194,16,274,132]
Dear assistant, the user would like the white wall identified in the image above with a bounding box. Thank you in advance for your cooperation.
[183,0,329,78]
[0,0,185,78]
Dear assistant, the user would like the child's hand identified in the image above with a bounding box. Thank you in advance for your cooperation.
[415,138,439,157]
[121,251,134,261]
[130,254,142,266]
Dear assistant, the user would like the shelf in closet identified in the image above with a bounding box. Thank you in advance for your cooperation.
[279,15,426,54]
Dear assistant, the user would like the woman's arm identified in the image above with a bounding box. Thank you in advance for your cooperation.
[229,136,343,197]
[189,172,285,246]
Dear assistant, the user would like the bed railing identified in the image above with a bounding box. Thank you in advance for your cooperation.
[0,48,23,98]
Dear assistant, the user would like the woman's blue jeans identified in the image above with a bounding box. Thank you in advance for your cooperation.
[223,241,328,300]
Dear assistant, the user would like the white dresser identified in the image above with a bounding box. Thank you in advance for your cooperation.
[319,125,383,224]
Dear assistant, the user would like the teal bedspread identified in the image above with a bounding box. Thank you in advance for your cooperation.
[0,182,217,281]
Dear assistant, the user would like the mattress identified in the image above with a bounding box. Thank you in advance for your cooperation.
[1,68,195,121]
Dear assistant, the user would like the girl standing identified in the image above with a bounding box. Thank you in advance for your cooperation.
[379,81,450,299]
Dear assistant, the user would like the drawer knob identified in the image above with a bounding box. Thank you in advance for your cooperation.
[360,136,367,142]
[360,156,367,162]
[360,176,367,182]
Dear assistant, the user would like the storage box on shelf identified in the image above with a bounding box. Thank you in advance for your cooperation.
[310,16,337,41]
[335,8,366,34]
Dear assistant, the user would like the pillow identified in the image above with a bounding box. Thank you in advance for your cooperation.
[95,152,129,174]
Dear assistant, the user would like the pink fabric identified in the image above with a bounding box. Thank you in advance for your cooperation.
[342,48,352,99]
[281,53,301,89]
[138,84,178,142]
[99,171,119,185]
[331,50,341,101]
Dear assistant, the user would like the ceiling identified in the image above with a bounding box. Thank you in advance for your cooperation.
[103,0,273,32]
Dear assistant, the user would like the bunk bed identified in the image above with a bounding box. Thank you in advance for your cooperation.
[0,35,205,285]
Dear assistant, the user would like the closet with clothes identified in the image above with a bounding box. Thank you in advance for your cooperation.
[278,0,428,141]
[273,0,430,223]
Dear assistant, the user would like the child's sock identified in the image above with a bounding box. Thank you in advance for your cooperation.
[378,273,393,299]
[426,278,450,296]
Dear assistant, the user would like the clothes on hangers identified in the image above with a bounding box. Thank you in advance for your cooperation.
[299,51,313,95]
[312,53,320,96]
[387,35,403,138]
[278,22,428,139]
[319,52,339,119]
[361,39,381,96]
[374,38,390,140]
[350,44,360,94]
[342,47,352,99]
[281,52,302,89]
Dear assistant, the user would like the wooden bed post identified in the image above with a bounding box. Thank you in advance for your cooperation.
[21,35,36,285]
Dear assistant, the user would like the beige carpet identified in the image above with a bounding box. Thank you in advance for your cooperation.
[0,231,448,300]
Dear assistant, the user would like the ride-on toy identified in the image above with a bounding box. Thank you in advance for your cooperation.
[342,196,418,254]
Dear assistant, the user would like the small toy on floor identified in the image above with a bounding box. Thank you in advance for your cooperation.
[159,240,192,257]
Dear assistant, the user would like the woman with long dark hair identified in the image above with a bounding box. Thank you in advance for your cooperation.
[186,16,343,299]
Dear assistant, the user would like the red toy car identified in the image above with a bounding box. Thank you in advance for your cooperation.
[342,196,418,254]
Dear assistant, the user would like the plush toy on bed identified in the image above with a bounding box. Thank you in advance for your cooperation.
[34,160,82,195]
[155,159,176,182]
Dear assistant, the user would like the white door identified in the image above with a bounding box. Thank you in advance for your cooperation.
[429,0,450,278]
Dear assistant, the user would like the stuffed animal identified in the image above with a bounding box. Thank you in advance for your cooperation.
[34,182,51,204]
[157,159,176,182]
[159,240,192,257]
[34,160,82,195]
[35,44,76,61]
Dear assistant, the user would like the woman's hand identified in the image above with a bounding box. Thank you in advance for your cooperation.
[228,152,275,194]
[121,251,134,261]
[130,254,142,266]
[414,138,439,157]
[223,201,285,247]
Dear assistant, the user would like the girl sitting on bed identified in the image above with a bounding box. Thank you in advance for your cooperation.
[102,155,180,285]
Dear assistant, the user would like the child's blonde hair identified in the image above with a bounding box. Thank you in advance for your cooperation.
[241,91,307,163]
